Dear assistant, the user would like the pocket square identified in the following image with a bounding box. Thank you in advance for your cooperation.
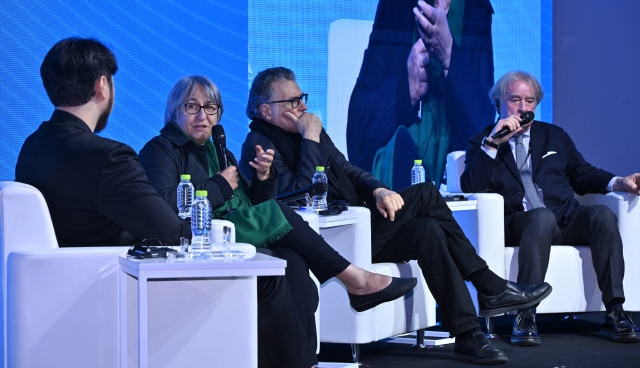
[542,151,557,159]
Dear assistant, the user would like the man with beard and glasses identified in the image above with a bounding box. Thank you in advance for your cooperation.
[15,37,191,247]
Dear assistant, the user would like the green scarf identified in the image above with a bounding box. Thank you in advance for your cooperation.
[171,123,292,248]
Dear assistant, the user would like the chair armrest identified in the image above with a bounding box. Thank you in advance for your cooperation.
[576,192,640,310]
[576,192,640,251]
[448,192,505,278]
[446,151,466,192]
[7,247,126,367]
[319,206,372,269]
[444,192,505,312]
[468,193,505,277]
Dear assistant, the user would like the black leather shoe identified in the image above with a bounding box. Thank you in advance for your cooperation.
[511,309,540,346]
[348,277,417,312]
[478,281,552,317]
[600,307,640,343]
[453,331,508,365]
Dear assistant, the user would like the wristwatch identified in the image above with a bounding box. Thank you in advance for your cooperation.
[481,136,499,150]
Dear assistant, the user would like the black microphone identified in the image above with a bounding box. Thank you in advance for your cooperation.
[491,111,535,139]
[276,182,329,203]
[211,125,228,169]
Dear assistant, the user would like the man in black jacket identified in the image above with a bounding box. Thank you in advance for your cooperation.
[240,66,554,365]
[15,37,191,247]
[462,70,639,346]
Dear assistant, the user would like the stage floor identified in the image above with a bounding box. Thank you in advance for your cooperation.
[318,312,640,367]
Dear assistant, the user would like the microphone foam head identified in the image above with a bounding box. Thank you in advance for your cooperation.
[211,124,226,143]
[522,111,535,124]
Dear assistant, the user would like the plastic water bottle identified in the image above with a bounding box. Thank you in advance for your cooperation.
[411,160,426,185]
[312,166,328,211]
[177,174,194,219]
[190,190,212,253]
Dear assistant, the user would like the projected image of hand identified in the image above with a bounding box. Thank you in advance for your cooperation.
[407,39,430,107]
[413,0,453,75]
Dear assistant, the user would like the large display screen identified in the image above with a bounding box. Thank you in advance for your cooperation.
[0,0,551,181]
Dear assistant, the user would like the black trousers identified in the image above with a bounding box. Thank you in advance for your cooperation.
[257,202,351,368]
[256,249,317,368]
[506,205,625,306]
[371,183,488,336]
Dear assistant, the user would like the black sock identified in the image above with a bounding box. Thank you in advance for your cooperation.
[605,298,624,314]
[456,327,483,342]
[467,268,507,296]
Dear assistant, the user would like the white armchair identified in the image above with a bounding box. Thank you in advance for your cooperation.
[310,207,438,363]
[0,181,125,367]
[446,151,640,322]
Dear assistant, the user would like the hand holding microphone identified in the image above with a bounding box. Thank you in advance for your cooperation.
[212,124,238,190]
[211,124,228,169]
[489,111,535,144]
[219,166,239,191]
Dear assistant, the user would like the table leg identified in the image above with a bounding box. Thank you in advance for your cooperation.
[138,275,148,368]
[120,271,128,367]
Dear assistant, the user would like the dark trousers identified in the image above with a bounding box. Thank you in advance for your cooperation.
[257,202,351,367]
[371,183,488,336]
[506,205,625,306]
[256,249,317,368]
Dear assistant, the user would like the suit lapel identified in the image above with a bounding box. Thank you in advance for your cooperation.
[529,122,545,178]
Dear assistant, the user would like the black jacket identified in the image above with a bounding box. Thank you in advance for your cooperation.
[15,110,191,247]
[240,120,385,206]
[139,124,277,211]
[461,121,615,225]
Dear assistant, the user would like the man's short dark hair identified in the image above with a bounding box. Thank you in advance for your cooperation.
[40,37,118,107]
[246,67,296,120]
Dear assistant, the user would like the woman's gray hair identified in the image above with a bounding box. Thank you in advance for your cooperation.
[489,70,544,104]
[164,75,224,124]
[246,67,296,120]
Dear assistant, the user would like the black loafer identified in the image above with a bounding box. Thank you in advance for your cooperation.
[478,281,552,317]
[511,309,540,346]
[453,331,508,365]
[600,307,640,343]
[348,277,417,312]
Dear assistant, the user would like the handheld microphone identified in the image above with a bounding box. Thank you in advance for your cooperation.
[276,182,329,203]
[211,125,228,169]
[491,111,535,139]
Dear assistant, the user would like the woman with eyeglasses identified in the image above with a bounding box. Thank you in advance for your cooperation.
[138,75,417,368]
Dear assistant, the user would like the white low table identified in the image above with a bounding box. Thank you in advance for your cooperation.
[119,250,286,368]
